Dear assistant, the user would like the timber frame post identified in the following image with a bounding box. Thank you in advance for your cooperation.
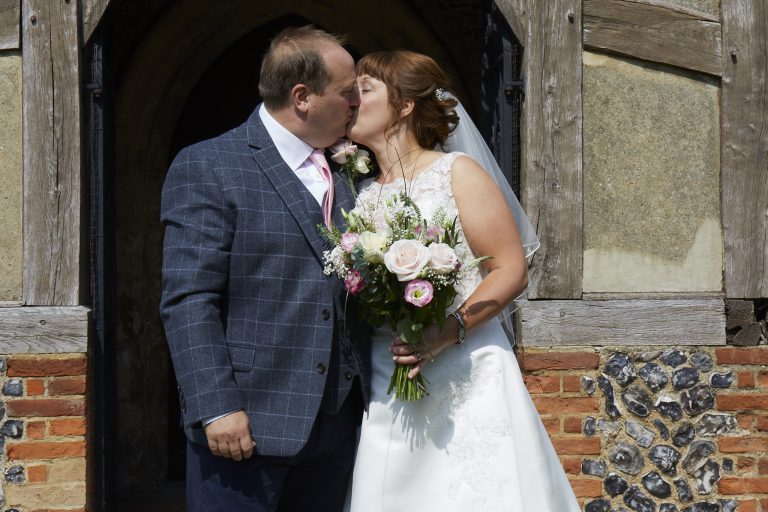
[22,0,82,306]
[721,0,768,298]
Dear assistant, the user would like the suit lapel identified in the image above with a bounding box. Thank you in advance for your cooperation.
[247,110,327,263]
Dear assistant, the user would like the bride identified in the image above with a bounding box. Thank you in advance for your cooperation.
[345,50,580,512]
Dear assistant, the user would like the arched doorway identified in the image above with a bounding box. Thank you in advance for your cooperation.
[93,0,518,508]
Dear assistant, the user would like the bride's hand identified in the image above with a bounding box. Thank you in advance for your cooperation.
[389,317,460,379]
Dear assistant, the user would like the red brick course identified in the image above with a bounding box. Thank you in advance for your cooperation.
[26,379,46,395]
[7,441,85,460]
[717,394,768,411]
[720,437,768,454]
[533,396,600,414]
[48,376,87,395]
[27,464,47,483]
[27,421,46,440]
[719,477,768,494]
[49,418,86,437]
[562,375,581,392]
[521,351,600,371]
[738,500,757,512]
[716,348,768,366]
[552,438,601,455]
[568,478,602,498]
[524,375,560,393]
[6,398,85,417]
[561,457,581,475]
[7,355,87,377]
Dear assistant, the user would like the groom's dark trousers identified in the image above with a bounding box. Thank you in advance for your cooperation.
[186,382,362,512]
[160,107,369,512]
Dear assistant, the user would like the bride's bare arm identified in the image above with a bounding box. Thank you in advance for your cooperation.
[392,155,528,374]
[451,154,529,317]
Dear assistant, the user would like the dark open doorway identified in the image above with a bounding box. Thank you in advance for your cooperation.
[85,1,521,510]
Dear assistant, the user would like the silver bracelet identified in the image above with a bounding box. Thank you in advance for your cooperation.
[450,311,466,344]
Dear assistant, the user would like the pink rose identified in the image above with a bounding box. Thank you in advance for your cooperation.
[340,232,360,253]
[404,280,434,307]
[344,270,365,295]
[428,243,458,274]
[384,239,430,281]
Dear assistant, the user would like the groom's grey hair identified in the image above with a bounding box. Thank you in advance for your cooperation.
[259,26,347,110]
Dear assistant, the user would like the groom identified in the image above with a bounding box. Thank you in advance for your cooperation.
[160,26,369,511]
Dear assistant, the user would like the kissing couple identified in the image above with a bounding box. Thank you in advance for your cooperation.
[160,25,579,512]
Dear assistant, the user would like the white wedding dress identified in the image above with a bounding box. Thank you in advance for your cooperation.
[347,152,580,512]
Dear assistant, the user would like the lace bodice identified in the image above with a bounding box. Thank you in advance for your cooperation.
[356,152,482,311]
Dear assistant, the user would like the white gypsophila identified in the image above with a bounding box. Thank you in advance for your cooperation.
[322,246,348,277]
[431,206,447,227]
[423,268,453,289]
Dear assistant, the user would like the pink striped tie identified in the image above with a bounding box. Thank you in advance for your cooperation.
[309,149,334,228]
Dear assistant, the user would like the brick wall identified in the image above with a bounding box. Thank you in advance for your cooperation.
[520,346,768,512]
[0,354,88,512]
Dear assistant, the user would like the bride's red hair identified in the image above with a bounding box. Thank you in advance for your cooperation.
[356,51,458,149]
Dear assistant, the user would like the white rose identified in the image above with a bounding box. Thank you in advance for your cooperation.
[354,150,371,174]
[358,231,388,263]
[384,239,430,281]
[428,243,458,274]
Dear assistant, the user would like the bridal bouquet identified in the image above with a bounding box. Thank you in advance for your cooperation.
[321,192,488,401]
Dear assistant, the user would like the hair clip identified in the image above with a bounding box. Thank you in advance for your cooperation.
[434,87,446,101]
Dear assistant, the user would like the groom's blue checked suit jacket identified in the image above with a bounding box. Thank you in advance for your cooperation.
[160,108,370,458]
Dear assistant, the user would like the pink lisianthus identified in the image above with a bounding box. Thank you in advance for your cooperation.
[426,226,445,242]
[344,270,365,295]
[404,279,434,308]
[340,232,360,253]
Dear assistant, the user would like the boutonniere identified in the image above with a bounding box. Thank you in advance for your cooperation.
[329,139,375,194]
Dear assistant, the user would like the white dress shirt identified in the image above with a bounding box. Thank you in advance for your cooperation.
[202,105,329,428]
[259,104,329,206]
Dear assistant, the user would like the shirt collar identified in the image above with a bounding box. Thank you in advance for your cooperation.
[258,104,314,171]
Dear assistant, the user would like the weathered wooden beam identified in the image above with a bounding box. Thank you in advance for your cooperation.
[521,0,583,299]
[721,0,768,298]
[520,299,726,346]
[583,0,723,76]
[22,0,82,305]
[0,0,19,50]
[0,306,89,353]
[82,0,111,46]
[494,0,528,47]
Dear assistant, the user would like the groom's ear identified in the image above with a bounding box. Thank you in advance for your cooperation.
[399,99,415,119]
[291,84,311,113]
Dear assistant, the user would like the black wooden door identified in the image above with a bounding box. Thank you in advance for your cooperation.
[481,0,524,197]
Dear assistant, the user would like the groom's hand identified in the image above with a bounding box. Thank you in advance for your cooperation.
[204,411,256,461]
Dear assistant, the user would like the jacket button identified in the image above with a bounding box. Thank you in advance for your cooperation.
[322,309,331,321]
[316,363,326,374]
[344,371,353,381]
